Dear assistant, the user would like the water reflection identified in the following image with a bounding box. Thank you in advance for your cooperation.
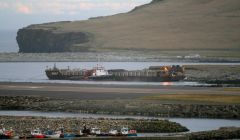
[162,82,173,86]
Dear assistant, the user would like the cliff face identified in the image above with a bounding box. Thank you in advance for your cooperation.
[17,28,91,53]
[16,0,240,53]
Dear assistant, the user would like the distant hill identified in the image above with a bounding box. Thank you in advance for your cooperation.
[17,0,240,53]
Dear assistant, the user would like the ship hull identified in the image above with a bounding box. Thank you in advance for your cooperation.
[110,76,184,82]
[45,70,69,80]
[46,71,184,82]
[45,65,185,82]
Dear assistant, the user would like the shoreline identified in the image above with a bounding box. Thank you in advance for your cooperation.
[0,116,239,139]
[0,82,240,119]
[1,52,240,62]
[1,110,240,120]
[0,116,189,135]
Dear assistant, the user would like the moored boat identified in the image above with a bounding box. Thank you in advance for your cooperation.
[91,127,101,135]
[45,130,61,138]
[120,127,137,137]
[0,126,14,139]
[109,129,118,136]
[31,128,46,138]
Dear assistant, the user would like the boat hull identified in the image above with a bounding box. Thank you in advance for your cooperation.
[46,71,184,82]
[45,65,185,82]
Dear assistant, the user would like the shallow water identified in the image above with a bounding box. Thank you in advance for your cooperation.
[0,111,239,132]
[0,62,239,85]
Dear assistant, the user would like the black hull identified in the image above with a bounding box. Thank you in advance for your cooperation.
[46,71,184,82]
[45,65,185,82]
[110,76,185,82]
[45,70,85,80]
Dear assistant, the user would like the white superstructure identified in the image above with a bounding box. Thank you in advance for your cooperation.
[92,65,109,76]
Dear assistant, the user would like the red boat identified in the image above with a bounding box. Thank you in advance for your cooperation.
[0,126,14,139]
[31,128,45,138]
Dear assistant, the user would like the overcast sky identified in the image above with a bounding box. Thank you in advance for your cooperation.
[0,0,151,30]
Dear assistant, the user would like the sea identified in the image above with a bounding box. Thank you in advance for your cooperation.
[0,30,18,52]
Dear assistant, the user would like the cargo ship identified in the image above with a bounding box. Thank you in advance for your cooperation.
[45,64,185,82]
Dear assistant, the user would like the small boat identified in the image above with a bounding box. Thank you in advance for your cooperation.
[31,128,46,138]
[62,133,76,138]
[120,127,137,137]
[45,130,61,138]
[59,128,76,138]
[0,126,14,139]
[91,127,101,135]
[128,129,137,137]
[121,127,129,135]
[109,129,118,136]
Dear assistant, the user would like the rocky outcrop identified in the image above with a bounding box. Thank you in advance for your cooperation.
[1,96,240,119]
[0,116,188,136]
[17,28,91,53]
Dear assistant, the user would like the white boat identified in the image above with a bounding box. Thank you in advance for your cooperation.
[31,128,45,138]
[0,126,14,139]
[121,127,129,135]
[109,129,118,135]
[120,127,137,136]
[91,127,101,135]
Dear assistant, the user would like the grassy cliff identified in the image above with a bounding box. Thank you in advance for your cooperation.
[17,0,240,54]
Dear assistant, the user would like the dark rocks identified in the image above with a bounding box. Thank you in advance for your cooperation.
[0,96,49,110]
[17,28,91,53]
[1,96,240,119]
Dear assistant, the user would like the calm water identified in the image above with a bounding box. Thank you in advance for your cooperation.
[0,111,239,132]
[0,62,239,85]
[0,30,18,52]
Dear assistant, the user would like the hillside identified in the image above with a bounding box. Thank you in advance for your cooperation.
[17,0,240,53]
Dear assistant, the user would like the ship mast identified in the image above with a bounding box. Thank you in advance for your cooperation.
[97,55,100,69]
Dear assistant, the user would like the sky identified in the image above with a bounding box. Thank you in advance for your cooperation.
[0,0,151,30]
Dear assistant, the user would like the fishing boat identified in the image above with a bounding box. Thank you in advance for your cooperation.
[31,128,46,138]
[128,130,137,137]
[0,126,14,139]
[120,127,137,136]
[45,130,61,138]
[91,127,101,135]
[109,129,118,136]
